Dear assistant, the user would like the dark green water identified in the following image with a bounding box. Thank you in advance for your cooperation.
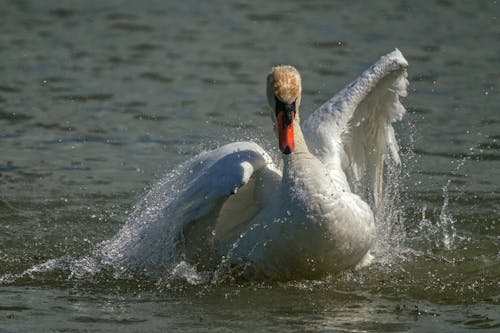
[0,1,499,332]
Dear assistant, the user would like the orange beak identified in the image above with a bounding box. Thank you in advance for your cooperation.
[277,111,295,155]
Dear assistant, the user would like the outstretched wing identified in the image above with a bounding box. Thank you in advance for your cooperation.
[100,142,281,276]
[302,49,408,207]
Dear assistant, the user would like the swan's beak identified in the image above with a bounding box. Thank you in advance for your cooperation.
[275,98,295,155]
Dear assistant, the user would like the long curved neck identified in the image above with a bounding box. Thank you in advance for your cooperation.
[282,118,314,177]
[289,117,309,155]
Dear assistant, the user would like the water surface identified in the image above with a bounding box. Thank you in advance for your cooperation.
[1,1,499,332]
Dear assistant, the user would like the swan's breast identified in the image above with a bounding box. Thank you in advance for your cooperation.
[280,153,375,266]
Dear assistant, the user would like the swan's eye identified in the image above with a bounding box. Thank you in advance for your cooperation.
[274,96,296,126]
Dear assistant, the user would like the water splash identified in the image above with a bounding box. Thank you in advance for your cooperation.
[411,182,458,253]
[97,159,197,279]
[407,156,468,256]
[0,255,100,284]
[1,149,412,285]
[436,181,457,250]
[372,157,407,264]
[2,134,460,286]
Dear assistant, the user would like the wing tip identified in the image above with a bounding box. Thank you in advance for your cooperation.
[387,48,409,68]
[382,49,409,100]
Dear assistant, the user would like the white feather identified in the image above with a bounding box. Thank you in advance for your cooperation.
[302,49,408,207]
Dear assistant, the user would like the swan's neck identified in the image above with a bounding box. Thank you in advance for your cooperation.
[282,119,315,177]
[290,118,309,155]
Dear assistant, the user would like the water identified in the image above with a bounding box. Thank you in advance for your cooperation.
[1,0,499,331]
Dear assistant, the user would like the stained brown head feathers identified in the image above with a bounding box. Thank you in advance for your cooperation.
[269,65,302,104]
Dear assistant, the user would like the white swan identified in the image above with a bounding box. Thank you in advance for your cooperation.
[104,49,408,280]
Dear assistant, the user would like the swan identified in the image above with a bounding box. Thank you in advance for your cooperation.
[103,49,409,280]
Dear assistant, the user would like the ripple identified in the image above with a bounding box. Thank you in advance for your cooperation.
[139,72,173,83]
[421,44,441,53]
[105,13,138,21]
[410,72,440,82]
[116,101,147,109]
[130,43,160,52]
[110,22,154,32]
[418,171,467,178]
[72,316,147,324]
[246,12,286,21]
[445,59,464,67]
[40,135,123,147]
[133,113,170,121]
[0,161,22,172]
[200,77,228,85]
[412,149,469,160]
[477,141,500,150]
[480,118,500,126]
[0,305,30,312]
[313,67,348,77]
[406,54,432,63]
[49,8,77,18]
[32,122,74,131]
[0,109,32,121]
[463,313,500,330]
[55,94,114,102]
[202,60,242,71]
[0,85,20,93]
[222,40,261,51]
[408,106,432,114]
[310,40,347,50]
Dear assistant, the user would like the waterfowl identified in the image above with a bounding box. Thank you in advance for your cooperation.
[103,49,409,280]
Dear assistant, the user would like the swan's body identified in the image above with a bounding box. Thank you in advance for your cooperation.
[103,50,409,280]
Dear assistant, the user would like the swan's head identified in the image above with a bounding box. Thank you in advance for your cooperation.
[266,65,302,155]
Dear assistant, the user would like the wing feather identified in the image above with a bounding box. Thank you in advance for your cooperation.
[100,142,280,276]
[302,49,409,206]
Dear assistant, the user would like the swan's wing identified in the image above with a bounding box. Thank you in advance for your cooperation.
[302,49,408,206]
[101,141,281,276]
[171,142,281,259]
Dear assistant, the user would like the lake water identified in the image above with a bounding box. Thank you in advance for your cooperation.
[0,1,499,332]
